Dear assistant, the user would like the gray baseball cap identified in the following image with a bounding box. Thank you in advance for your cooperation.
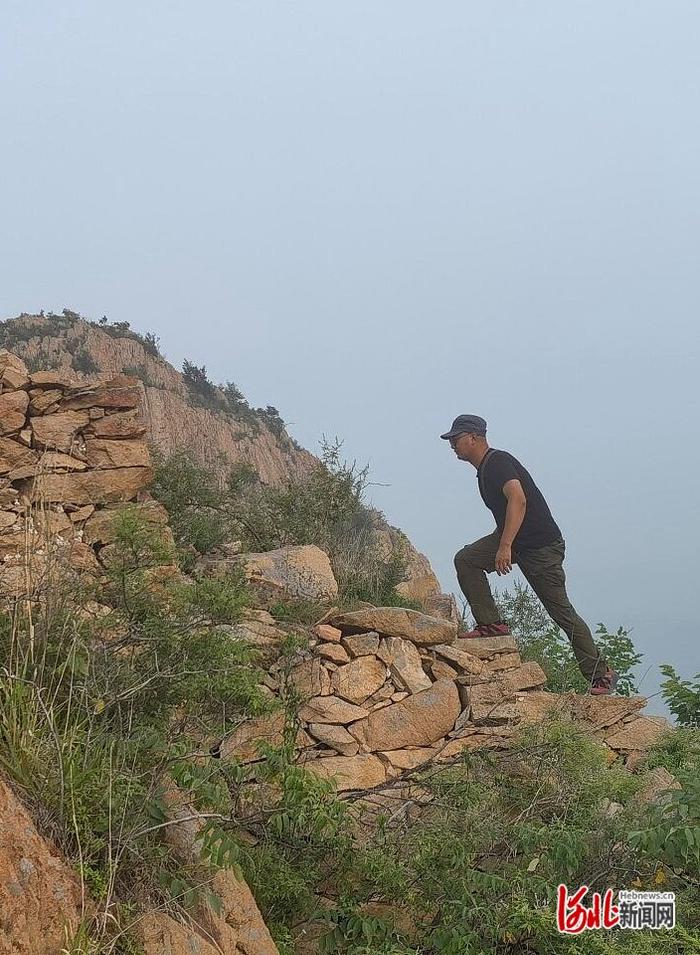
[440,414,487,440]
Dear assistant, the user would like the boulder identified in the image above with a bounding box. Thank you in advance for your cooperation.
[422,592,461,625]
[331,656,387,705]
[318,643,350,664]
[432,643,485,675]
[502,661,547,692]
[329,607,457,647]
[28,389,63,415]
[240,544,338,603]
[349,679,461,751]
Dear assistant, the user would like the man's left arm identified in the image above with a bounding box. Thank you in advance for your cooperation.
[496,479,527,575]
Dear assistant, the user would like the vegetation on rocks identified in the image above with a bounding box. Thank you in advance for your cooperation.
[152,438,413,607]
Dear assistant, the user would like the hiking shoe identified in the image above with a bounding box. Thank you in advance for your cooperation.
[463,621,512,639]
[589,668,619,696]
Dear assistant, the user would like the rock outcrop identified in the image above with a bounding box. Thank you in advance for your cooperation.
[0,350,169,599]
[1,316,441,603]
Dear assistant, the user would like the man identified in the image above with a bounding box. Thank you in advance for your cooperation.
[441,414,618,695]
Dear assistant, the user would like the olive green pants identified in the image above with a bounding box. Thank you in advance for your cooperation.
[454,530,608,682]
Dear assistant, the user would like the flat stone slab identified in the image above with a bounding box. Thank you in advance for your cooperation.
[329,607,457,647]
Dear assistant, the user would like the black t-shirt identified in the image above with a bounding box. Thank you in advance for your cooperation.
[476,449,562,551]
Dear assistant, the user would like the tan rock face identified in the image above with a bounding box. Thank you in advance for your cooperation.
[85,408,147,438]
[314,623,342,643]
[0,437,37,475]
[381,637,432,694]
[330,607,457,647]
[605,715,673,751]
[350,679,461,751]
[59,379,141,411]
[331,656,387,705]
[307,723,360,756]
[220,711,286,762]
[241,544,338,603]
[0,349,30,389]
[0,390,29,434]
[19,466,154,504]
[342,631,380,657]
[298,696,370,725]
[452,635,519,658]
[305,754,387,792]
[287,658,332,698]
[0,777,83,955]
[30,410,90,451]
[82,500,169,545]
[83,438,151,469]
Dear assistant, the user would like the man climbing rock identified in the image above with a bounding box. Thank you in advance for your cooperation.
[441,414,618,695]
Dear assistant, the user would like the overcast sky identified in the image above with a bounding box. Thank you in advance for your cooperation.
[2,2,699,717]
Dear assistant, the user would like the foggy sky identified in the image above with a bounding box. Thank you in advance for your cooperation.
[2,2,699,717]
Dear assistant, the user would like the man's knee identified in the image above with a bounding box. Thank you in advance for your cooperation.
[454,544,475,570]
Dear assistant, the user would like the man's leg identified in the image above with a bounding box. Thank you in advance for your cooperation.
[516,538,608,682]
[454,530,503,625]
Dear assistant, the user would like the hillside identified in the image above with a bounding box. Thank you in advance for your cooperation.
[0,311,440,602]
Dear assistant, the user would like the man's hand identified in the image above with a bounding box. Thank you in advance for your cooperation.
[495,543,513,576]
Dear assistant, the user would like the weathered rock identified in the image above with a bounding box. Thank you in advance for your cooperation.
[241,544,338,603]
[436,728,514,760]
[83,437,151,469]
[139,912,222,955]
[514,690,571,725]
[60,379,141,411]
[85,408,147,438]
[28,389,63,415]
[0,437,37,474]
[468,682,518,724]
[0,777,83,954]
[0,390,29,434]
[503,661,547,692]
[30,410,90,451]
[68,504,95,523]
[605,715,673,751]
[484,651,523,672]
[0,349,30,389]
[288,658,332,698]
[634,767,682,806]
[8,451,88,480]
[29,370,80,389]
[330,607,457,646]
[331,656,387,705]
[307,723,359,756]
[349,680,461,751]
[83,500,169,545]
[318,643,351,664]
[381,637,432,694]
[422,592,461,625]
[220,711,286,762]
[570,694,646,731]
[298,695,370,725]
[380,747,438,770]
[305,754,387,792]
[452,635,519,659]
[432,643,485,674]
[342,631,380,657]
[19,466,154,504]
[314,623,342,643]
[429,659,459,681]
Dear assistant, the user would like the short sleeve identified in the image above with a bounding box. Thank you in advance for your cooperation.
[485,453,520,496]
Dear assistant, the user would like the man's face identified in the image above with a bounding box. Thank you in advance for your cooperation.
[449,432,474,459]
